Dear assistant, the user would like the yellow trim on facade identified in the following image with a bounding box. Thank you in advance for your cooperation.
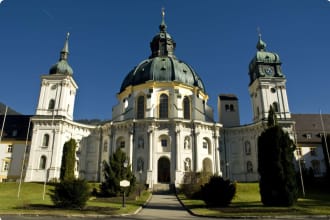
[0,140,30,145]
[117,81,209,101]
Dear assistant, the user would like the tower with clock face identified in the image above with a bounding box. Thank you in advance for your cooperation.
[35,33,77,120]
[248,34,291,123]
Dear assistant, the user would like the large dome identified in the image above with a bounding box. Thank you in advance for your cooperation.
[119,10,205,93]
[120,57,205,92]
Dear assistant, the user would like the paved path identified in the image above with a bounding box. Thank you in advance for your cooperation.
[133,193,193,220]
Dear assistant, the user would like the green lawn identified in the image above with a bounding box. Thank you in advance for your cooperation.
[178,182,330,217]
[0,182,150,216]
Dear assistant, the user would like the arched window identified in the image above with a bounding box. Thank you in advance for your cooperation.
[159,135,171,152]
[48,99,55,110]
[159,94,168,119]
[273,102,279,113]
[183,96,190,119]
[42,134,50,147]
[116,137,125,149]
[39,155,47,169]
[203,138,212,154]
[137,95,145,119]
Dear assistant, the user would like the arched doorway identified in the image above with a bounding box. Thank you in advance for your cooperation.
[203,158,213,173]
[158,157,170,183]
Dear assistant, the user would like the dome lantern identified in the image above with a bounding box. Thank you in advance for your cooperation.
[120,9,205,93]
[149,8,176,58]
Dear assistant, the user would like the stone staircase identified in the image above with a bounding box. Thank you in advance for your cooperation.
[152,183,174,194]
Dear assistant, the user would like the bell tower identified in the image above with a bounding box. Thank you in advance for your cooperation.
[35,33,77,120]
[248,34,291,123]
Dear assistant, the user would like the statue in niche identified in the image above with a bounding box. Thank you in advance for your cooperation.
[184,137,190,149]
[138,137,144,149]
[184,158,191,171]
[137,158,144,171]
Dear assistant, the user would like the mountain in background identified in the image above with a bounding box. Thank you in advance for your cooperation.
[0,102,22,115]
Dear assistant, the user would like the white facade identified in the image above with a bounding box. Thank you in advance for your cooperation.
[100,80,222,187]
[0,142,26,182]
[249,77,291,122]
[219,34,296,182]
[9,15,315,186]
[24,16,222,187]
[24,35,95,182]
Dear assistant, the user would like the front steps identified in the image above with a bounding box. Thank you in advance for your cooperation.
[153,183,174,194]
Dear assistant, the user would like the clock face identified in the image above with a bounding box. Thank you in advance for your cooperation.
[263,66,274,76]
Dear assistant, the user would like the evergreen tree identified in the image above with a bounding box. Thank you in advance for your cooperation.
[100,148,136,197]
[60,138,77,181]
[321,135,330,178]
[200,175,236,207]
[51,138,90,208]
[258,106,298,206]
[51,179,90,209]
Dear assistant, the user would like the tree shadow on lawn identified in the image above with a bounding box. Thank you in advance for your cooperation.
[14,203,120,215]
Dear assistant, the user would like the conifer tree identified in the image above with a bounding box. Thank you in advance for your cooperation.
[100,148,136,197]
[60,138,77,181]
[258,106,298,206]
[51,138,90,208]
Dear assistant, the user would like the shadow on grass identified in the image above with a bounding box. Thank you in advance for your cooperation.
[15,203,120,215]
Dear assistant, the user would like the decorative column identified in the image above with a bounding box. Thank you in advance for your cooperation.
[213,129,221,175]
[175,126,182,186]
[147,125,154,188]
[195,131,200,171]
[49,125,61,181]
[191,123,196,172]
[129,127,134,171]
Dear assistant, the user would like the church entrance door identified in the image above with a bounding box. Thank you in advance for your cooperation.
[158,157,170,183]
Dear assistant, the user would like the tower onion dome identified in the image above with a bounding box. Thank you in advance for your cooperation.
[119,9,205,93]
[49,33,73,75]
[248,33,281,74]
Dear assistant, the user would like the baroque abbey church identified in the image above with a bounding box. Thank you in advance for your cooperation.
[3,11,298,187]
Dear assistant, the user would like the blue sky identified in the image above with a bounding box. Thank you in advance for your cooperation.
[0,0,330,124]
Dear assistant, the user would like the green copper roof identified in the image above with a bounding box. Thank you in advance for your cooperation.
[248,34,285,84]
[49,33,73,75]
[120,9,205,93]
[253,34,280,63]
[120,57,205,92]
